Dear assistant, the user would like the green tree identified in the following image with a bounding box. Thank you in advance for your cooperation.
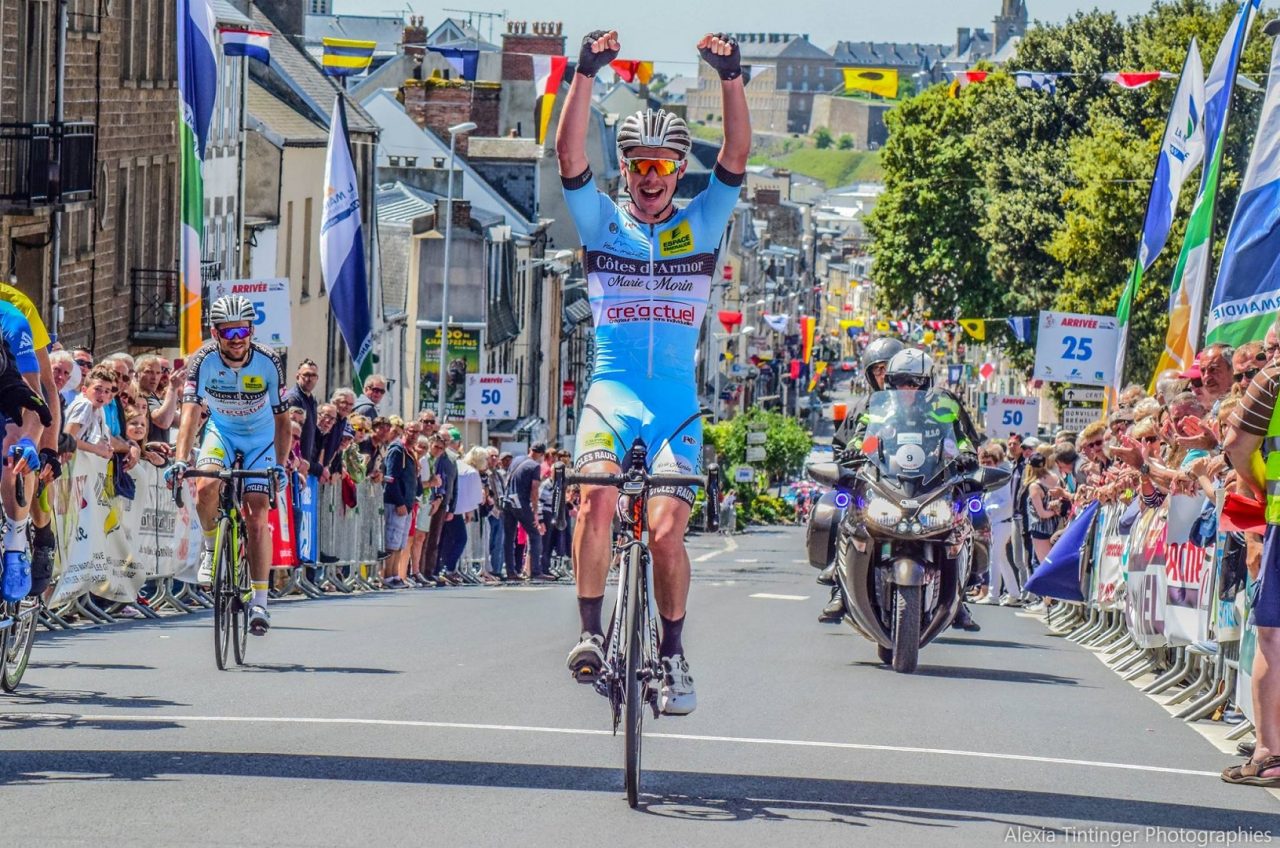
[814,126,834,149]
[837,134,854,150]
[704,409,812,487]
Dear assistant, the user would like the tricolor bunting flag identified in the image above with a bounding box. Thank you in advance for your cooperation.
[1207,35,1280,347]
[532,55,568,144]
[427,45,479,81]
[1103,71,1177,89]
[178,0,218,355]
[1108,39,1205,400]
[1153,0,1259,382]
[949,70,988,97]
[610,59,654,85]
[321,95,374,391]
[843,67,898,99]
[322,37,376,76]
[220,27,270,63]
[1014,71,1059,94]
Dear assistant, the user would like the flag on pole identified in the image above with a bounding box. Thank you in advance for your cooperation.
[949,70,988,97]
[1207,36,1280,348]
[1102,71,1177,89]
[220,28,270,64]
[321,37,376,76]
[1014,71,1059,94]
[1024,502,1100,602]
[842,67,898,99]
[610,59,654,85]
[958,318,985,341]
[532,55,568,145]
[1007,316,1033,343]
[321,95,374,391]
[1153,0,1258,381]
[808,360,828,392]
[1109,39,1205,399]
[427,45,479,81]
[800,315,816,363]
[178,0,218,355]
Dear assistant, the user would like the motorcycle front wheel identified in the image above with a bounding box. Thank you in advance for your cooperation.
[891,585,921,674]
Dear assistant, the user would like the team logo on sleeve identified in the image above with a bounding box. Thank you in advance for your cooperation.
[659,221,694,257]
[242,375,265,392]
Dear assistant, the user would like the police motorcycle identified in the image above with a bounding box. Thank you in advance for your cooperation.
[807,387,1010,673]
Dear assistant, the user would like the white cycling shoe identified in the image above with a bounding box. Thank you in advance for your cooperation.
[197,549,215,586]
[659,655,697,716]
[248,604,271,635]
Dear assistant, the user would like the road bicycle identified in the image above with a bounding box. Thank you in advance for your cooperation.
[173,459,276,670]
[0,467,39,691]
[552,439,704,808]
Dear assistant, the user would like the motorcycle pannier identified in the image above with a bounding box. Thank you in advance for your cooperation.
[806,491,846,568]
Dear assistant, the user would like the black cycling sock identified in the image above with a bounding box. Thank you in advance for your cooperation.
[578,595,604,638]
[659,614,685,659]
[33,522,55,549]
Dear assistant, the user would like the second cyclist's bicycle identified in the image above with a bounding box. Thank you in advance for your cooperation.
[553,439,704,808]
[173,457,276,670]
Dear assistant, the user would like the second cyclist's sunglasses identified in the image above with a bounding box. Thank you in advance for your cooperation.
[624,158,681,177]
[216,326,252,341]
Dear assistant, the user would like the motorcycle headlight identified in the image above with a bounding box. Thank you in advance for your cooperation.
[864,496,904,527]
[918,499,953,531]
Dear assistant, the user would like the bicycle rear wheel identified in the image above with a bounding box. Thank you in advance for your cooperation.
[213,520,233,670]
[623,545,644,809]
[231,521,250,665]
[1,600,37,692]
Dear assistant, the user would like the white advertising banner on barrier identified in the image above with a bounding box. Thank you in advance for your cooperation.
[984,395,1040,438]
[207,278,292,347]
[1033,310,1119,386]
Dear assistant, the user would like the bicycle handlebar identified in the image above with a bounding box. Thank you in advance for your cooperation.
[172,468,278,509]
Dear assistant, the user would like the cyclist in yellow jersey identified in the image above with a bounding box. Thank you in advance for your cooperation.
[0,282,62,595]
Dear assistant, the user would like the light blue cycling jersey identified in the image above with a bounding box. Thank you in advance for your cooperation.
[562,164,743,384]
[562,164,743,499]
[0,301,38,375]
[182,339,286,439]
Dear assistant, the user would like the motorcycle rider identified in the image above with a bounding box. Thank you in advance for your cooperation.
[819,336,902,622]
[820,347,983,629]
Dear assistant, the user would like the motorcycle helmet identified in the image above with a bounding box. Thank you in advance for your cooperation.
[885,348,934,391]
[861,337,904,391]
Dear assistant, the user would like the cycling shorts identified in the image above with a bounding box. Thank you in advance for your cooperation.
[196,419,275,495]
[574,378,703,506]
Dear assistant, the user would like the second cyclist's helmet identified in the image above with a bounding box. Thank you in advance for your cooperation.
[616,109,692,160]
[208,294,256,326]
[862,336,904,391]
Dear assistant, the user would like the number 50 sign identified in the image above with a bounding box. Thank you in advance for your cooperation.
[1033,310,1119,387]
[985,395,1040,438]
[465,374,517,420]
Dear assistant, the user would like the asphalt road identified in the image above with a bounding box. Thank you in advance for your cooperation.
[1,525,1275,848]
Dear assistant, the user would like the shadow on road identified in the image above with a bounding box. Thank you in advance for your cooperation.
[931,637,1044,651]
[0,688,188,711]
[242,663,400,675]
[0,750,1265,831]
[910,665,1084,686]
[30,661,158,671]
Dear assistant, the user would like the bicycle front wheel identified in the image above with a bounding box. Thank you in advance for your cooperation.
[232,520,250,666]
[1,600,38,692]
[213,520,233,670]
[623,545,644,809]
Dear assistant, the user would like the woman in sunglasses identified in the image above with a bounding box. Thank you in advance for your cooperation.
[555,28,750,712]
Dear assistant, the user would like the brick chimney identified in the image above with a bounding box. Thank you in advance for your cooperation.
[400,77,501,156]
[403,14,427,57]
[502,19,565,81]
[435,198,472,230]
[755,188,781,206]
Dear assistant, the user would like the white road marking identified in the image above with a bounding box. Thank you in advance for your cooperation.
[693,535,738,562]
[18,713,1218,778]
[735,558,759,563]
[791,559,810,564]
[749,593,809,601]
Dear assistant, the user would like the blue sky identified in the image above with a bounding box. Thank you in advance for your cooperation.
[333,0,1160,74]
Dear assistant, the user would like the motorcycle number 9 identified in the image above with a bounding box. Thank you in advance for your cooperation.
[894,443,926,471]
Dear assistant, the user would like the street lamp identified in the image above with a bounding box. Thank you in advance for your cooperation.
[437,120,477,423]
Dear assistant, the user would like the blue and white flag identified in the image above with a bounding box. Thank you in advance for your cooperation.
[321,95,374,390]
[428,45,479,81]
[1007,316,1033,344]
[1025,502,1100,603]
[221,28,270,64]
[1014,71,1059,94]
[1207,35,1280,347]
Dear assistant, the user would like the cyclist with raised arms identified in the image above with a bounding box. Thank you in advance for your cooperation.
[558,29,749,715]
[166,295,290,635]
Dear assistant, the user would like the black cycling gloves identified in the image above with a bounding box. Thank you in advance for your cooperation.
[698,33,742,81]
[576,30,618,78]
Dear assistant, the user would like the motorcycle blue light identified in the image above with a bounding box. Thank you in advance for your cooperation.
[967,495,984,514]
[834,490,851,509]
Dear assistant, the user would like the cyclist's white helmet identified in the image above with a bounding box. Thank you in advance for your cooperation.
[617,109,692,159]
[885,348,934,390]
[209,294,256,326]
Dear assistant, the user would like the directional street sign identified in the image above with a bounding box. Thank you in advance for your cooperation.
[1063,387,1105,403]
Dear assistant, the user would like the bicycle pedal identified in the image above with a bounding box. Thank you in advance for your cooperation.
[572,664,600,684]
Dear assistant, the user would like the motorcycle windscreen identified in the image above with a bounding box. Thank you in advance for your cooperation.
[860,389,957,490]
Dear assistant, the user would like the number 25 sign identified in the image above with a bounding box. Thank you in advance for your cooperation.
[1033,310,1119,388]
